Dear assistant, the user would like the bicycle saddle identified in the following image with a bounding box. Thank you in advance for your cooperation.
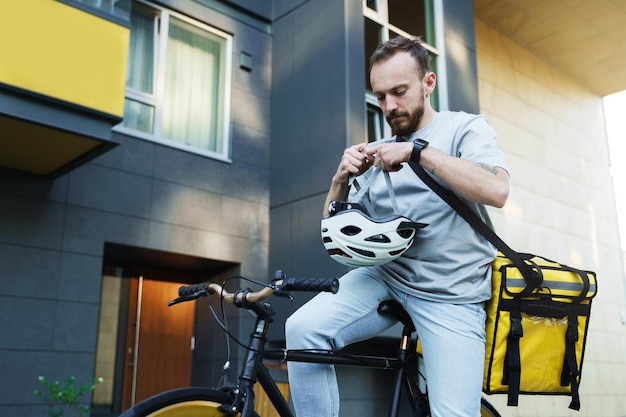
[377,300,415,332]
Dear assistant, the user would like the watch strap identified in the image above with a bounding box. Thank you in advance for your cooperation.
[410,138,429,163]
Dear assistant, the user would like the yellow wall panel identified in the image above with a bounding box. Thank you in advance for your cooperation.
[0,0,129,117]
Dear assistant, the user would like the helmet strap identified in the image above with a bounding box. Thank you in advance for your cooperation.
[351,166,400,215]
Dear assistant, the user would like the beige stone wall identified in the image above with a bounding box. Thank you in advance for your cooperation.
[475,18,626,417]
[93,274,122,406]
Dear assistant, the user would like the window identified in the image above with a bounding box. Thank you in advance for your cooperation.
[366,94,389,142]
[64,0,131,21]
[363,0,442,141]
[117,1,233,159]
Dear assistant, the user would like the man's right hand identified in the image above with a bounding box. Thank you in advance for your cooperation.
[324,143,375,215]
[333,143,376,184]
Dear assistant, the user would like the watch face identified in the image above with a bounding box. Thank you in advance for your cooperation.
[328,201,337,215]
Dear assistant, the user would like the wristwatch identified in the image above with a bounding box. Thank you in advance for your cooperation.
[410,139,429,163]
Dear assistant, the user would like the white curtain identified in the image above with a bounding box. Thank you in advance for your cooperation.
[162,17,222,152]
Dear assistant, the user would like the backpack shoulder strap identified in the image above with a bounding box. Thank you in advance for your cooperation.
[407,160,541,294]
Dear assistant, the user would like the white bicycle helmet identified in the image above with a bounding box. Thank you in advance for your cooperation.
[321,167,427,267]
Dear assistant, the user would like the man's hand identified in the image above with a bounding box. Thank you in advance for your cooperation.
[363,141,509,208]
[333,142,377,184]
[323,142,377,215]
[367,142,413,172]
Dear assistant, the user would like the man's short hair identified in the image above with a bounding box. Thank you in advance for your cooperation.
[369,36,430,78]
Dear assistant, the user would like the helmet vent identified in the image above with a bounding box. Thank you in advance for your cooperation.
[328,248,352,258]
[323,237,333,243]
[365,234,391,243]
[348,246,375,258]
[340,225,362,236]
[397,229,414,239]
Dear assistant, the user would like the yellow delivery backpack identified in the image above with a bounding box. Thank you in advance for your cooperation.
[483,253,597,410]
[408,159,598,411]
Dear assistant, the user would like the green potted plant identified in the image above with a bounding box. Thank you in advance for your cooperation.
[34,376,103,417]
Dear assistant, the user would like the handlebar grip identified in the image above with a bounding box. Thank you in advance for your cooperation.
[178,282,208,297]
[280,277,339,294]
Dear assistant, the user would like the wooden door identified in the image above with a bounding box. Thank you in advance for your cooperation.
[253,382,290,417]
[121,275,195,410]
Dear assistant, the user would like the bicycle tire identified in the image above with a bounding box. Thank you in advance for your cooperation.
[480,397,501,417]
[119,387,261,417]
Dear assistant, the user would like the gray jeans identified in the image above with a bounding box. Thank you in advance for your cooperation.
[285,267,486,417]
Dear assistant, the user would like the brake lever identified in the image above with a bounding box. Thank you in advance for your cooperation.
[167,297,186,306]
[168,289,208,306]
[267,269,293,300]
[272,290,294,301]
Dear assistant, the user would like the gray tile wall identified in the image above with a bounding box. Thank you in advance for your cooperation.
[0,1,272,415]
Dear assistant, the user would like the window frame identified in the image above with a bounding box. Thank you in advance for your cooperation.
[114,0,233,162]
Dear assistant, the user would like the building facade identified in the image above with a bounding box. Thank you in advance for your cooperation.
[1,1,624,416]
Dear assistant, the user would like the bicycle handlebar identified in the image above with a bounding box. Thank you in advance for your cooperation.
[168,270,339,306]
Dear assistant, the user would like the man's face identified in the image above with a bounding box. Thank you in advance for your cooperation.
[370,51,426,136]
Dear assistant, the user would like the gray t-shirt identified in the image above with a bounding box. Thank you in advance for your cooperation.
[350,111,509,303]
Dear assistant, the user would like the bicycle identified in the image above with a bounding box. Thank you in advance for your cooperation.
[119,271,501,417]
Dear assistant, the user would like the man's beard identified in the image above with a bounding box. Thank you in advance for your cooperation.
[388,105,424,137]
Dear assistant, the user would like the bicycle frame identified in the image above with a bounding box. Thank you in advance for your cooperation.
[140,276,500,417]
[222,298,426,417]
[120,277,500,417]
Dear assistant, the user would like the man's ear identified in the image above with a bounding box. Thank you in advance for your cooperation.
[424,72,437,93]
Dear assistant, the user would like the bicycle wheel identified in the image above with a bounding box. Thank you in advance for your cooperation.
[119,387,261,417]
[480,397,501,417]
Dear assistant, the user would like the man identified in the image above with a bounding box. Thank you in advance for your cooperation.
[285,36,509,417]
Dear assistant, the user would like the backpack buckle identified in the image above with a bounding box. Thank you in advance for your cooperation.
[510,316,523,338]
